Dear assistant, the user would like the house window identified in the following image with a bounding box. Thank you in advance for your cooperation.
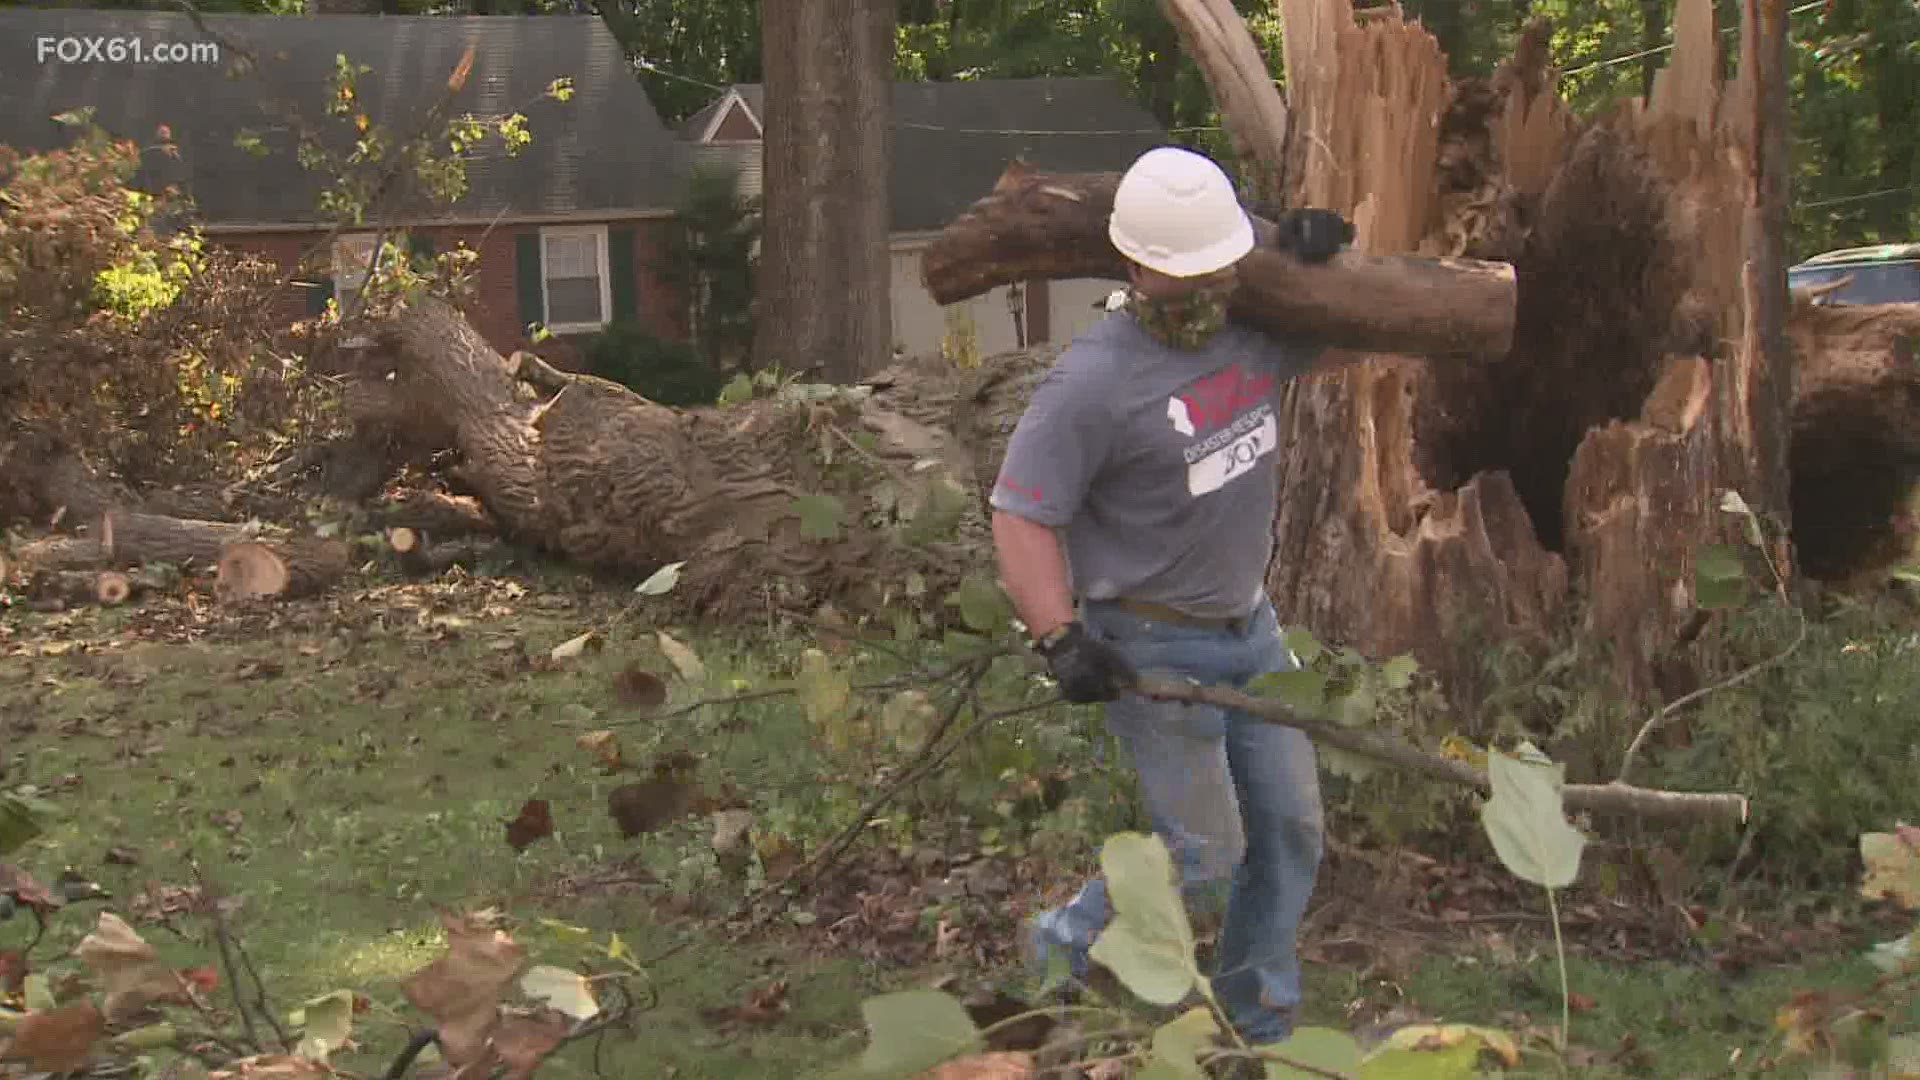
[540,225,611,332]
[331,232,380,315]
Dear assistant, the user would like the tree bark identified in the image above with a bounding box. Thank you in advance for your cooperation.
[920,165,1518,358]
[755,0,894,382]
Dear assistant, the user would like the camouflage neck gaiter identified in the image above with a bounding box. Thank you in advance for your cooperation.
[1126,286,1230,350]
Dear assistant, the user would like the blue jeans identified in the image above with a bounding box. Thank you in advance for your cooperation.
[1029,596,1325,1044]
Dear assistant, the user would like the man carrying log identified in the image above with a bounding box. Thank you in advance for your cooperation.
[991,145,1354,1049]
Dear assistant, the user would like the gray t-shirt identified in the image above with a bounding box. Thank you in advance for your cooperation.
[990,312,1321,618]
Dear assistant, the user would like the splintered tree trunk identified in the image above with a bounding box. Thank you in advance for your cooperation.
[756,0,894,381]
[1256,0,1793,719]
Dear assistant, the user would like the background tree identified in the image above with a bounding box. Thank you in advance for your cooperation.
[755,0,895,382]
[657,166,761,374]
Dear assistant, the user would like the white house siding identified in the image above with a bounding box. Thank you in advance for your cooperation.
[887,236,1123,362]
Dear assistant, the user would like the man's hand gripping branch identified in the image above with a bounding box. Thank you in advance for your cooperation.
[991,509,1136,704]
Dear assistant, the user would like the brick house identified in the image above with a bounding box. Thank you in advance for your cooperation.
[681,78,1166,361]
[0,9,690,364]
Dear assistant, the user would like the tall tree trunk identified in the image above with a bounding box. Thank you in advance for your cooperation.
[757,0,895,382]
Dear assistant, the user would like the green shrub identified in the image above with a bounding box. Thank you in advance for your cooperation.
[1644,597,1920,891]
[585,321,723,406]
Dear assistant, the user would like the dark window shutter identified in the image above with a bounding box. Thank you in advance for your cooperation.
[608,226,637,323]
[515,232,544,329]
[407,231,435,269]
[306,277,334,315]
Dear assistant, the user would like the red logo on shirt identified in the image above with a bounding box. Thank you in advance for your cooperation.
[1174,363,1274,435]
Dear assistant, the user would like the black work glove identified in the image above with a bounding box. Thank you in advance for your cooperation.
[1267,207,1354,263]
[1036,621,1137,704]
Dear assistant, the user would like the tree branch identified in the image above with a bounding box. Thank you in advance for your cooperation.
[1134,677,1750,826]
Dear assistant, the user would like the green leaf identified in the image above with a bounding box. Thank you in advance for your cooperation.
[1695,544,1745,582]
[793,494,846,541]
[1248,670,1328,715]
[0,793,49,856]
[1380,655,1418,690]
[1089,919,1197,1006]
[1086,832,1199,1006]
[1860,829,1920,908]
[856,989,982,1076]
[718,372,755,405]
[1262,1026,1364,1078]
[635,561,685,597]
[521,964,600,1021]
[951,573,1013,636]
[1284,628,1324,665]
[901,477,972,545]
[799,648,853,732]
[295,989,355,1061]
[538,918,593,945]
[1151,1006,1220,1077]
[1479,748,1586,889]
[1359,1041,1482,1078]
[23,973,54,1012]
[1694,574,1748,610]
[113,1022,177,1051]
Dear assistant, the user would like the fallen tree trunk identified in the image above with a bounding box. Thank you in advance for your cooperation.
[920,166,1518,358]
[1140,677,1747,826]
[364,296,991,618]
[13,510,258,572]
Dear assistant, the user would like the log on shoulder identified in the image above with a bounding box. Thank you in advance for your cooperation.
[920,165,1519,359]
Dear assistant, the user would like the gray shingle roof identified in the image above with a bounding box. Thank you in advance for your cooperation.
[0,10,687,227]
[696,78,1165,233]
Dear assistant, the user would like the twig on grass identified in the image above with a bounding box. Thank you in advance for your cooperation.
[191,864,291,1053]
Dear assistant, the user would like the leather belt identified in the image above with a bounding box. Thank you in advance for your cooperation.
[1113,598,1251,634]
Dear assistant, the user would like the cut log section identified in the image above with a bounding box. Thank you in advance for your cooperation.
[215,538,351,602]
[387,527,433,576]
[919,165,1519,359]
[95,571,132,605]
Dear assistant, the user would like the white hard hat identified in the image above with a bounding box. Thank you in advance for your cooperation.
[1108,146,1255,278]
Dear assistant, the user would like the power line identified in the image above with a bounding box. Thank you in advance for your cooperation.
[1799,185,1919,210]
[1558,0,1826,79]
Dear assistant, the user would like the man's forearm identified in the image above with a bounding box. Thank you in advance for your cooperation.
[991,510,1077,640]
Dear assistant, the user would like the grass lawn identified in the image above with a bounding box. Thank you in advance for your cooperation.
[3,567,1914,1078]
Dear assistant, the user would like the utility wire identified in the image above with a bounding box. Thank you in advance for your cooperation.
[1558,0,1827,78]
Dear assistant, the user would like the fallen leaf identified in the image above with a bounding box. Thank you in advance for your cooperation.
[75,911,192,1021]
[520,965,599,1021]
[399,911,529,1068]
[575,730,625,774]
[179,965,221,994]
[9,1000,106,1073]
[0,862,61,914]
[918,1051,1035,1079]
[711,809,754,856]
[0,948,25,993]
[608,778,697,839]
[494,1009,570,1080]
[656,631,704,683]
[209,1054,337,1078]
[612,665,668,709]
[698,980,789,1026]
[295,989,356,1061]
[504,800,554,852]
[549,631,600,662]
[1568,991,1598,1013]
[105,845,142,866]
